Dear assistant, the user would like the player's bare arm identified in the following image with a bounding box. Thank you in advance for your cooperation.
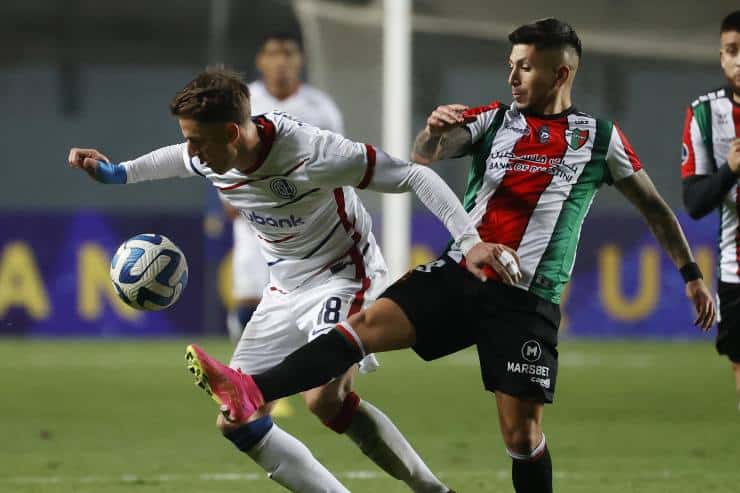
[411,104,474,164]
[615,170,715,330]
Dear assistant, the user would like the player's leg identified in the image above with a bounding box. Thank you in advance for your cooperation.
[716,282,740,409]
[252,297,418,403]
[216,405,349,493]
[475,284,560,493]
[495,392,551,493]
[189,290,350,492]
[252,256,475,403]
[301,366,450,493]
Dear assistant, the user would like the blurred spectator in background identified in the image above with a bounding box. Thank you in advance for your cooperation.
[226,32,345,341]
[680,10,740,410]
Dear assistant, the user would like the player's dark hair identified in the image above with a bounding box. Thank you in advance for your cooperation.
[721,10,740,33]
[170,66,251,124]
[508,18,582,58]
[260,32,303,51]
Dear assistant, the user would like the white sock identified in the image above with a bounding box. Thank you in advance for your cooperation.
[346,400,449,493]
[247,424,349,493]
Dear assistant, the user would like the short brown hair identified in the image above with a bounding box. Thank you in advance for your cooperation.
[170,67,251,124]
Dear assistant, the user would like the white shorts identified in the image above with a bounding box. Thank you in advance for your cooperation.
[232,217,269,300]
[230,272,388,375]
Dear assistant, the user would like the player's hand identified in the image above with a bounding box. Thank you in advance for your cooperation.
[727,139,740,175]
[426,104,475,136]
[68,147,111,180]
[685,279,715,331]
[464,242,522,284]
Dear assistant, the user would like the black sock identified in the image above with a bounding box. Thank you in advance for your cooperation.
[253,329,363,402]
[512,446,553,493]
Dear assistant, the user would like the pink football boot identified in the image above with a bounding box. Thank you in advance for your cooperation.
[185,344,265,422]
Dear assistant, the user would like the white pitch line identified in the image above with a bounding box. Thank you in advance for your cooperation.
[5,469,739,485]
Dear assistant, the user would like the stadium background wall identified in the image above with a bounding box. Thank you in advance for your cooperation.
[0,210,719,339]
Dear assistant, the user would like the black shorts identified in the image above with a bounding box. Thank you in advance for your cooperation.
[380,256,561,403]
[717,281,740,363]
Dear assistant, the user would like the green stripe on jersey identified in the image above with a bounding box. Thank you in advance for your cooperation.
[530,119,612,304]
[462,108,506,212]
[691,100,716,168]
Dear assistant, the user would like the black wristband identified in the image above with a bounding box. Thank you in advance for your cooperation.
[680,262,703,283]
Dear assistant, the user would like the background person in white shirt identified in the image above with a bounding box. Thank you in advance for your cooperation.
[226,32,345,340]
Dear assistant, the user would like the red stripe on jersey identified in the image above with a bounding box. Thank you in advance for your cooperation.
[614,123,642,172]
[477,117,570,279]
[242,116,276,175]
[333,188,367,280]
[734,103,740,136]
[680,107,697,178]
[357,144,376,189]
[348,276,371,316]
[462,101,501,119]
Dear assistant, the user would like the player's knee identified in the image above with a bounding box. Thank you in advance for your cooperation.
[305,391,345,421]
[501,424,542,454]
[346,308,386,353]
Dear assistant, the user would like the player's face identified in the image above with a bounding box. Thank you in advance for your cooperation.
[507,44,561,112]
[178,118,237,174]
[720,30,740,94]
[257,39,303,89]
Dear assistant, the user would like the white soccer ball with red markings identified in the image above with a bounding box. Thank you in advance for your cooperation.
[109,234,189,311]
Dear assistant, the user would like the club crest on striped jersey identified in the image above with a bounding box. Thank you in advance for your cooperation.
[537,125,550,144]
[565,128,589,150]
[681,143,690,166]
[269,178,297,199]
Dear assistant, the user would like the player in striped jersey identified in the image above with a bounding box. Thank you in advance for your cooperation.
[681,10,740,410]
[183,20,715,493]
[67,68,520,492]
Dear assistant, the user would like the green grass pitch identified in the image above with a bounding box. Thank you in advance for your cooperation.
[1,338,738,492]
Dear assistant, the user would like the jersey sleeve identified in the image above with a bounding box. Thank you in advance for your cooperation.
[121,143,195,183]
[681,106,715,178]
[303,130,370,188]
[463,101,502,144]
[604,123,643,184]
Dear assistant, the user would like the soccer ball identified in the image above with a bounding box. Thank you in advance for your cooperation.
[110,233,189,311]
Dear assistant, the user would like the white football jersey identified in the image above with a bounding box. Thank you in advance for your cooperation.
[248,81,344,134]
[124,111,386,292]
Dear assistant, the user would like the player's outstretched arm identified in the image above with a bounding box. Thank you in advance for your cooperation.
[411,104,474,164]
[68,147,120,182]
[615,170,715,330]
[68,144,194,184]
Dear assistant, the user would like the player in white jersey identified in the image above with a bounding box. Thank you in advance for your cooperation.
[681,10,740,410]
[226,33,346,340]
[187,20,716,493]
[67,68,517,493]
